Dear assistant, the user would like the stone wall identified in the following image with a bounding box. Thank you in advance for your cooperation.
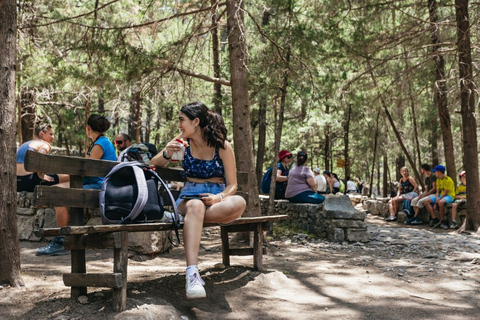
[16,192,172,254]
[260,195,368,243]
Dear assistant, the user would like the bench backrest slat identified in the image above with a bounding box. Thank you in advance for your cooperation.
[24,150,248,185]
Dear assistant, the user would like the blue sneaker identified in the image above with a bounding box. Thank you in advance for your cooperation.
[35,237,67,256]
[404,217,415,225]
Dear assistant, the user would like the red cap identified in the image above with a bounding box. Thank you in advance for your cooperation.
[278,150,292,161]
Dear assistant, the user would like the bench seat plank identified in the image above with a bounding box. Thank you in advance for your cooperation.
[36,215,288,237]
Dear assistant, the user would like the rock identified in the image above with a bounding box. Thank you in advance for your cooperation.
[128,231,173,255]
[43,208,57,229]
[17,207,36,216]
[17,215,35,240]
[214,263,226,269]
[346,229,369,243]
[327,228,345,243]
[330,219,368,229]
[54,316,70,320]
[324,196,365,219]
[114,302,184,320]
[78,296,89,304]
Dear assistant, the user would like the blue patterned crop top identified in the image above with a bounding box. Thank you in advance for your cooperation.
[182,140,225,180]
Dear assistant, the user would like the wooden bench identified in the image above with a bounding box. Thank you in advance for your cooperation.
[25,150,287,311]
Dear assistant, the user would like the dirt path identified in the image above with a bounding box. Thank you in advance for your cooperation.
[1,214,479,320]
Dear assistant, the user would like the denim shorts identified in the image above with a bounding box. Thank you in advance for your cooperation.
[176,181,225,207]
[430,195,454,205]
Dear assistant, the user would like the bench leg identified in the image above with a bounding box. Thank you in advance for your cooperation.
[113,231,128,312]
[71,235,87,298]
[253,223,263,271]
[221,226,230,267]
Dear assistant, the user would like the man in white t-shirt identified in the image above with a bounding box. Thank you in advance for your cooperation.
[346,176,358,193]
[313,168,327,194]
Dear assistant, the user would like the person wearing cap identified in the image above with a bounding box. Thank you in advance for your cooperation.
[285,151,324,204]
[423,165,455,229]
[450,171,467,229]
[406,164,437,225]
[313,168,327,194]
[386,167,418,222]
[275,150,293,199]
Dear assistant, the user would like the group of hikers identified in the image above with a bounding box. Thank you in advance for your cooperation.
[262,149,361,204]
[16,102,246,300]
[385,164,467,230]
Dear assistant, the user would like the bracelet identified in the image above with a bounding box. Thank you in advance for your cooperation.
[162,149,171,160]
[219,193,224,201]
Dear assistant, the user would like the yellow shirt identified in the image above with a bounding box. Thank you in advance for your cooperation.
[456,183,467,197]
[436,176,455,199]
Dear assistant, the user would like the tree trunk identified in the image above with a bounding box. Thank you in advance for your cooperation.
[324,104,330,171]
[226,0,260,217]
[128,90,141,143]
[367,60,422,185]
[368,111,380,198]
[383,154,388,197]
[455,0,480,233]
[84,95,91,154]
[0,0,24,287]
[343,103,352,179]
[430,116,439,166]
[255,94,267,188]
[395,155,405,181]
[211,0,222,115]
[20,90,35,143]
[428,0,457,184]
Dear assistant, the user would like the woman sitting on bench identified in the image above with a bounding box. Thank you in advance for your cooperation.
[151,102,246,300]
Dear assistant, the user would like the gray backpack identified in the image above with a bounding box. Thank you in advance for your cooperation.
[99,162,180,226]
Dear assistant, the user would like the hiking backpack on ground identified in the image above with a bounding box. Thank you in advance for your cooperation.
[99,162,179,226]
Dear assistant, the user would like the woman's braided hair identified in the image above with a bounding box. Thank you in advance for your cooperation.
[180,102,227,149]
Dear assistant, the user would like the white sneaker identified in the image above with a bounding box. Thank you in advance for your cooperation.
[163,211,184,223]
[186,272,206,299]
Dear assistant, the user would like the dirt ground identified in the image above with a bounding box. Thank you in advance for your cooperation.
[1,214,479,320]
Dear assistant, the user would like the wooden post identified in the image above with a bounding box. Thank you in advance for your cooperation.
[253,223,263,271]
[70,175,87,297]
[220,227,230,267]
[112,231,128,312]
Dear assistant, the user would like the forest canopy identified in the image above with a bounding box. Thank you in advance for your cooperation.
[16,0,480,192]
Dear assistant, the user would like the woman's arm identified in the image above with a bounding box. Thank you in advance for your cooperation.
[86,145,104,160]
[276,167,288,182]
[150,134,183,167]
[218,141,238,200]
[306,177,316,193]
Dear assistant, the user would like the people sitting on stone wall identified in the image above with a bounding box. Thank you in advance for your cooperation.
[450,171,467,229]
[386,167,418,222]
[313,168,327,194]
[423,165,455,229]
[274,150,293,199]
[325,172,340,194]
[405,164,437,225]
[285,151,324,204]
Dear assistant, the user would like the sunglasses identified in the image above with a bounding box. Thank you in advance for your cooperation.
[115,140,126,145]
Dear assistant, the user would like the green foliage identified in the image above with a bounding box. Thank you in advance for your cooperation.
[16,0,479,187]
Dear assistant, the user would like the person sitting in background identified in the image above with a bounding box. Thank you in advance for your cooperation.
[17,123,70,192]
[406,164,437,225]
[35,115,117,256]
[450,171,467,229]
[275,150,293,199]
[346,176,357,194]
[114,133,132,152]
[330,172,341,194]
[386,167,418,222]
[356,177,364,194]
[423,165,455,229]
[285,152,324,204]
[313,168,327,194]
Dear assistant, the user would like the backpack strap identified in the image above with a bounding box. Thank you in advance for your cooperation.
[100,162,149,224]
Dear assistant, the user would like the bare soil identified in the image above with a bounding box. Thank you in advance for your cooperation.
[1,215,479,320]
